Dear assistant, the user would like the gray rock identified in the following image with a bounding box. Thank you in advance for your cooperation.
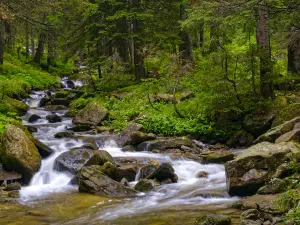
[46,114,62,123]
[78,165,137,197]
[28,114,41,123]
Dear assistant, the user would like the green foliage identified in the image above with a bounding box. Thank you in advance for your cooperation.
[276,190,300,213]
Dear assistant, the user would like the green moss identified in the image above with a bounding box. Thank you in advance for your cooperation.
[273,104,300,127]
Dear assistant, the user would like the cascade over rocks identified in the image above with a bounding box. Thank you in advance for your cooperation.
[0,125,41,184]
[54,149,113,174]
[225,142,300,196]
[73,102,108,126]
[31,138,54,158]
[78,165,137,197]
[101,162,138,182]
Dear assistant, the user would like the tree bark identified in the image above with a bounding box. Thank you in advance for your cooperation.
[179,3,193,64]
[288,28,300,74]
[256,3,274,99]
[34,32,46,64]
[31,27,35,57]
[0,20,5,65]
[199,19,204,49]
[209,20,220,53]
[25,22,30,59]
[47,27,56,66]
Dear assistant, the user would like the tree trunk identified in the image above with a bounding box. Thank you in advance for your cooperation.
[47,27,56,66]
[132,0,145,82]
[288,28,300,74]
[199,19,204,49]
[179,3,193,64]
[209,20,219,53]
[0,20,5,65]
[25,22,30,59]
[256,3,274,99]
[5,22,13,53]
[34,32,46,64]
[117,17,129,63]
[31,27,35,57]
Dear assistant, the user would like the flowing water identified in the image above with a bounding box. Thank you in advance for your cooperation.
[0,80,241,225]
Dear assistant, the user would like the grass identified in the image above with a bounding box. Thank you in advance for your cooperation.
[0,54,61,132]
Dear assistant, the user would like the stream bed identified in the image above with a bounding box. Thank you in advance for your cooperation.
[0,80,241,225]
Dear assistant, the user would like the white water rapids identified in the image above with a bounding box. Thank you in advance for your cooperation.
[19,81,238,222]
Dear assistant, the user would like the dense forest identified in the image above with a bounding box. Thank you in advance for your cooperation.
[0,0,300,224]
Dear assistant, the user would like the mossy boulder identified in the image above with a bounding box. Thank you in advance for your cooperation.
[78,165,137,197]
[198,151,234,164]
[139,164,157,180]
[195,214,231,225]
[272,103,300,127]
[275,129,300,143]
[257,178,287,195]
[4,97,29,116]
[0,125,41,184]
[255,117,300,143]
[134,179,156,192]
[225,142,300,196]
[86,150,114,167]
[54,131,74,139]
[137,137,194,152]
[151,94,176,103]
[73,102,108,126]
[101,162,138,182]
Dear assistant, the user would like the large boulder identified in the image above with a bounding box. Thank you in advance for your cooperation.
[134,179,156,192]
[225,142,300,196]
[54,149,113,175]
[78,165,137,197]
[46,114,62,123]
[138,164,157,180]
[73,102,108,126]
[28,114,41,123]
[137,138,194,152]
[255,117,300,143]
[5,97,29,116]
[0,125,41,184]
[272,103,300,127]
[197,151,234,164]
[275,128,300,143]
[118,131,156,147]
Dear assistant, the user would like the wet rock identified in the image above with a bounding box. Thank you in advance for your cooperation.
[54,131,74,139]
[39,97,50,107]
[0,125,41,184]
[28,114,41,123]
[69,125,92,132]
[139,165,157,180]
[118,131,156,147]
[26,125,38,133]
[134,179,155,192]
[121,145,135,152]
[195,214,231,225]
[275,129,300,143]
[196,171,209,178]
[31,138,54,158]
[120,178,129,186]
[73,102,108,126]
[147,163,178,183]
[66,80,75,89]
[54,149,95,174]
[78,165,137,197]
[81,142,98,150]
[4,182,21,191]
[257,178,287,195]
[46,114,62,123]
[50,98,70,106]
[225,142,300,196]
[137,137,194,152]
[255,117,300,143]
